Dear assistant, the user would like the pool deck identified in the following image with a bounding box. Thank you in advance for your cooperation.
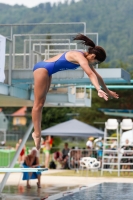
[0,170,133,199]
[1,169,133,186]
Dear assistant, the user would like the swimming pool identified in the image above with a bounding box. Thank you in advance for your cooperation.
[48,183,133,200]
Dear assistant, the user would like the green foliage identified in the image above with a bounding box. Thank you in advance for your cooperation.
[50,137,62,153]
[41,107,71,129]
[0,0,133,67]
[40,86,133,132]
[99,62,110,69]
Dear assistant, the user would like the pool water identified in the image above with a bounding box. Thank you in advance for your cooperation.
[57,183,133,200]
[1,184,77,200]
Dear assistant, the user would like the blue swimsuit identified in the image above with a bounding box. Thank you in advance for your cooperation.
[33,52,81,76]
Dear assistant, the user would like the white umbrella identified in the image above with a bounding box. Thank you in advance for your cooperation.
[121,130,133,147]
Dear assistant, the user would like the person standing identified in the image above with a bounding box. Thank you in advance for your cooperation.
[86,137,94,156]
[42,136,51,168]
[16,139,26,165]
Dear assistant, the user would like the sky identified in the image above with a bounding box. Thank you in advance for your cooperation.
[0,0,75,7]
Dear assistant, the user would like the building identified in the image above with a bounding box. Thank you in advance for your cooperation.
[11,107,27,126]
[0,108,8,142]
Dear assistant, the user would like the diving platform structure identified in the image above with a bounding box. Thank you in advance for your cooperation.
[0,23,131,107]
[1,67,130,107]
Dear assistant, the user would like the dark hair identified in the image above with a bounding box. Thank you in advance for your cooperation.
[73,34,106,62]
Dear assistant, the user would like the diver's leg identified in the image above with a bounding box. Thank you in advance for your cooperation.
[32,68,50,150]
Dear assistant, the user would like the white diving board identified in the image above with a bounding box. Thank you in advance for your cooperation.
[0,168,48,173]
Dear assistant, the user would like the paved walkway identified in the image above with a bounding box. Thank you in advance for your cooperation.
[0,170,133,186]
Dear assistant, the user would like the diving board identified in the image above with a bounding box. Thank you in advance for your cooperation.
[5,67,130,85]
[0,168,48,173]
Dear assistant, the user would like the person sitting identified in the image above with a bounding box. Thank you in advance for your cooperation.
[121,139,133,176]
[71,147,81,170]
[53,151,62,163]
[61,143,70,169]
[54,143,70,169]
[22,148,41,188]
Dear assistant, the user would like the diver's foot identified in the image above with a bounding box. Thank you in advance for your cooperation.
[32,132,41,150]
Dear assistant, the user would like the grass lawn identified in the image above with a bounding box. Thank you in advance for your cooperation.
[6,140,35,149]
[6,138,86,150]
[44,169,133,178]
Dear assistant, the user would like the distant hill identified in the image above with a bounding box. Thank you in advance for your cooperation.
[0,0,133,69]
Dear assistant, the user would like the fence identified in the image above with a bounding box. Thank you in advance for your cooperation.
[1,146,133,175]
[40,148,102,170]
[68,149,102,170]
[6,134,18,143]
[67,148,133,176]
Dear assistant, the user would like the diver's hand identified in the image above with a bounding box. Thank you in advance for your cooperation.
[107,90,119,99]
[98,89,108,101]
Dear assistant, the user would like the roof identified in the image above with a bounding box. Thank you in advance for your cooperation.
[41,119,104,137]
[99,108,133,117]
[11,107,27,116]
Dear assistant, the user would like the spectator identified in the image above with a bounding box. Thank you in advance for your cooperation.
[72,148,81,170]
[51,151,62,169]
[22,148,41,188]
[70,147,75,168]
[61,143,70,169]
[121,139,133,176]
[50,136,54,148]
[86,137,94,156]
[111,139,117,150]
[16,139,26,165]
[42,136,51,168]
[94,137,103,159]
[62,143,70,157]
[86,137,94,149]
[54,151,62,162]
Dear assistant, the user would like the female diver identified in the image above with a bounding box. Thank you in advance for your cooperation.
[32,34,119,150]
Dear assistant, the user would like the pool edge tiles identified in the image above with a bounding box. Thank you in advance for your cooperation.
[47,183,100,200]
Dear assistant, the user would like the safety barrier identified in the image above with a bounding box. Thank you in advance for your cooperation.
[39,147,133,175]
[68,149,102,170]
[41,148,102,170]
[0,146,16,167]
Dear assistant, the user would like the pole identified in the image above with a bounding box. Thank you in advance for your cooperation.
[0,122,33,194]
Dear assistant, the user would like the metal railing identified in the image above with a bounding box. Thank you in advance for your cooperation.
[68,149,102,170]
[11,32,97,69]
[66,149,133,176]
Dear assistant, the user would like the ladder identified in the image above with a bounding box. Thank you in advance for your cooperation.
[101,119,120,176]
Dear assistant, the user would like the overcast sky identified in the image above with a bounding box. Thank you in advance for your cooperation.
[0,0,78,7]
